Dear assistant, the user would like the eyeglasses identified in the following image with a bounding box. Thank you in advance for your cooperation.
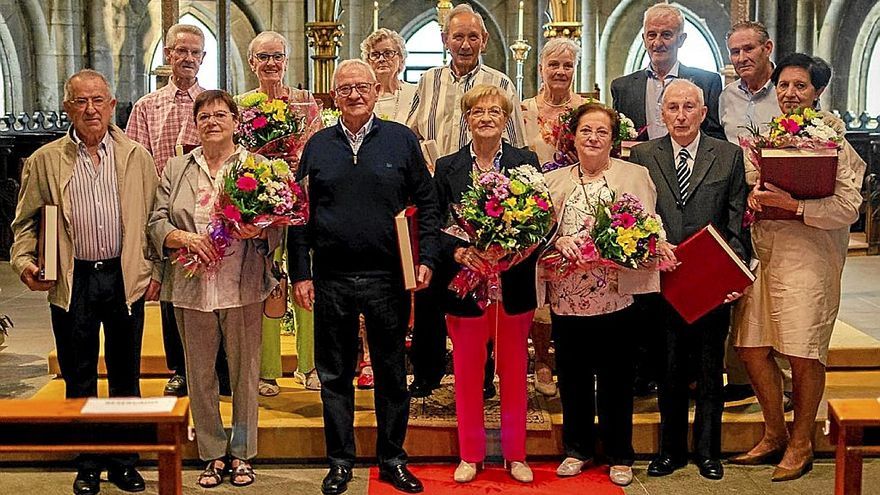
[254,52,286,63]
[468,107,505,119]
[334,83,374,97]
[196,111,232,124]
[577,127,612,139]
[67,97,108,109]
[368,50,398,61]
[171,47,205,59]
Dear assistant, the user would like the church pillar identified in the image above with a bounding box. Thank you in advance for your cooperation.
[580,0,597,94]
[153,0,179,89]
[543,0,583,92]
[306,0,344,93]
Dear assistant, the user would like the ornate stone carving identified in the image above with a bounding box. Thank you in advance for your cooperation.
[544,0,581,39]
[306,22,345,93]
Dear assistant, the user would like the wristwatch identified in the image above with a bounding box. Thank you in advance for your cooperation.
[796,200,805,216]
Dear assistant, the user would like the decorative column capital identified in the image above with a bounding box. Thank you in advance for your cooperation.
[543,22,582,39]
[436,1,454,30]
[543,0,582,40]
[305,22,344,60]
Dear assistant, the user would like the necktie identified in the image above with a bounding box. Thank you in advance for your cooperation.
[676,148,691,203]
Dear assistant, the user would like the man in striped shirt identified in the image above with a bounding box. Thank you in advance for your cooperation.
[126,23,230,398]
[11,69,160,495]
[407,3,524,162]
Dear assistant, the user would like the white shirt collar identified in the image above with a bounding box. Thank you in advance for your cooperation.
[670,132,701,161]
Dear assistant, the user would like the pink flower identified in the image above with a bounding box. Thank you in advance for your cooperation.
[485,198,504,218]
[648,236,657,254]
[223,204,242,223]
[237,176,258,192]
[780,118,801,134]
[580,238,599,261]
[612,212,636,229]
[252,115,268,129]
[534,196,550,211]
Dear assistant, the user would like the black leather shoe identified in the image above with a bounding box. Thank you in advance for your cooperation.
[723,383,755,402]
[163,374,187,396]
[409,380,440,399]
[647,454,686,477]
[783,391,795,413]
[379,464,424,493]
[695,458,724,480]
[73,470,101,495]
[321,465,353,495]
[483,383,496,400]
[107,467,145,492]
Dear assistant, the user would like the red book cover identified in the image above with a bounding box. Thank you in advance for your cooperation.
[757,148,838,220]
[394,206,419,290]
[661,224,755,324]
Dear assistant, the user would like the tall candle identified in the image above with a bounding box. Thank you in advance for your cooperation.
[373,2,379,31]
[517,1,524,40]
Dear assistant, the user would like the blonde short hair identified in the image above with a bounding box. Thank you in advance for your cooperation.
[360,28,408,76]
[248,31,290,59]
[644,4,684,33]
[460,84,512,115]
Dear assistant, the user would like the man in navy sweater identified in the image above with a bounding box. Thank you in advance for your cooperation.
[289,59,439,495]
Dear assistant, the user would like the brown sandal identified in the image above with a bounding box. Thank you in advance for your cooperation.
[197,458,226,488]
[230,458,256,487]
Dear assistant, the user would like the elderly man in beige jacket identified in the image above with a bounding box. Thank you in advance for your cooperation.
[10,69,159,495]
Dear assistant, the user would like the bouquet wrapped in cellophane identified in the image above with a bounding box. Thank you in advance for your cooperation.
[174,154,309,277]
[445,165,554,309]
[235,92,322,175]
[738,107,843,168]
[539,192,664,278]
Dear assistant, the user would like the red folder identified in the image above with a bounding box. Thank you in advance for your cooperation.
[394,206,419,290]
[661,224,755,324]
[757,148,838,220]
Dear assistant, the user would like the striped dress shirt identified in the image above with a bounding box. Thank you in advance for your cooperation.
[69,129,122,261]
[407,62,524,158]
[126,80,204,176]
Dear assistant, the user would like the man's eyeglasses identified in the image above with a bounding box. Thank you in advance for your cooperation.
[171,47,205,59]
[468,107,505,119]
[368,50,398,61]
[67,97,108,109]
[334,83,374,98]
[255,52,286,63]
[196,111,232,124]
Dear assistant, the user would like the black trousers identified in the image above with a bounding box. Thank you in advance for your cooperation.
[656,300,729,461]
[551,306,636,466]
[409,287,448,386]
[49,259,143,471]
[160,301,230,390]
[315,274,410,468]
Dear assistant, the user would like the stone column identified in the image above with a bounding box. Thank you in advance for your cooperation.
[756,0,778,60]
[218,0,231,90]
[543,0,583,91]
[306,0,344,93]
[580,0,597,94]
[795,0,813,53]
[723,0,751,85]
[153,0,179,89]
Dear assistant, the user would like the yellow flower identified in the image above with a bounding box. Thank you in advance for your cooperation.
[789,114,804,125]
[244,172,255,179]
[274,110,287,122]
[509,180,527,196]
[243,156,258,170]
[513,208,532,222]
[616,227,638,255]
[503,197,517,208]
[502,210,515,224]
[803,107,818,120]
[643,217,661,234]
[271,160,290,177]
[259,168,272,181]
[238,92,268,107]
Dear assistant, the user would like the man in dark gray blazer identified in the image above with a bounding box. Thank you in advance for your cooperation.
[628,79,747,481]
[611,4,724,141]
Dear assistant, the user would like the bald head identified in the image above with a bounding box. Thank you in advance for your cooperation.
[661,79,707,146]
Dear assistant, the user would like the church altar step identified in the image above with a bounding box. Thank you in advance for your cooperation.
[45,305,880,378]
[8,370,880,463]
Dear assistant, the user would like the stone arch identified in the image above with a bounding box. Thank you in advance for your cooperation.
[847,1,880,112]
[0,10,24,113]
[819,0,880,112]
[20,0,59,109]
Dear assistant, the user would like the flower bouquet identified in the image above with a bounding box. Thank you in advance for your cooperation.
[738,107,843,221]
[445,165,554,308]
[539,192,664,277]
[174,154,309,277]
[235,92,322,175]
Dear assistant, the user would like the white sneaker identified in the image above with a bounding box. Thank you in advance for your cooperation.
[556,457,585,477]
[609,465,633,486]
[453,460,478,483]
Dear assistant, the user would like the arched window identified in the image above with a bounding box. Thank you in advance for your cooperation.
[866,37,880,115]
[404,20,445,83]
[625,14,722,73]
[149,13,218,92]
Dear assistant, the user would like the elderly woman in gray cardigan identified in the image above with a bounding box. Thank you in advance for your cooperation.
[148,89,280,488]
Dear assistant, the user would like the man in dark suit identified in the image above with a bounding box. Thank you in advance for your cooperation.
[611,3,724,141]
[628,79,747,481]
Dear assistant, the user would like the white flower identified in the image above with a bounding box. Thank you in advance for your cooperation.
[619,113,639,139]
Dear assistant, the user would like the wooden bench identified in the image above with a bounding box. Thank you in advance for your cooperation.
[827,398,880,495]
[0,398,189,495]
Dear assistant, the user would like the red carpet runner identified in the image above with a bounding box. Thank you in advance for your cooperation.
[367,462,625,495]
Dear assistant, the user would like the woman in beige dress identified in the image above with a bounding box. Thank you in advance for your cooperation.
[520,37,585,396]
[731,53,866,481]
[521,37,586,168]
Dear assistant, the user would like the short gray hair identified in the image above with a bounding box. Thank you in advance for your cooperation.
[332,59,377,89]
[540,37,581,67]
[662,78,704,107]
[644,3,684,33]
[248,31,290,59]
[165,23,205,48]
[63,69,112,101]
[443,3,488,35]
[360,28,408,76]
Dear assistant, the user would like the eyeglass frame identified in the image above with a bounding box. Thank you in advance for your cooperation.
[467,106,507,119]
[170,46,206,59]
[66,96,111,109]
[254,52,287,63]
[333,83,375,98]
[367,50,399,61]
[195,110,234,124]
